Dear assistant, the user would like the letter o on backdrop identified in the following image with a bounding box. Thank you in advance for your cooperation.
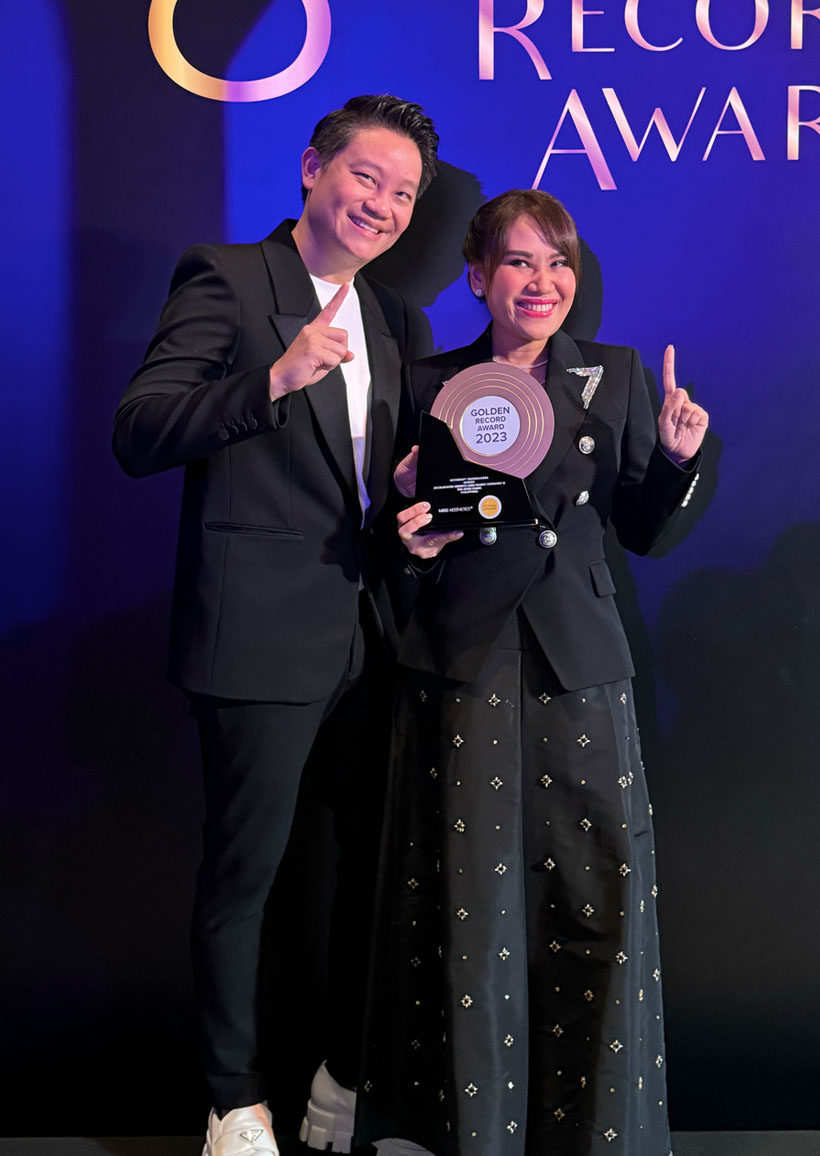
[148,0,332,102]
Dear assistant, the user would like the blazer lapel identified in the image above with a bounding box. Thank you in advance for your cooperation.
[260,224,358,501]
[356,276,401,524]
[526,329,594,497]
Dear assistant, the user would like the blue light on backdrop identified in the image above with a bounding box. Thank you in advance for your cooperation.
[1,0,70,629]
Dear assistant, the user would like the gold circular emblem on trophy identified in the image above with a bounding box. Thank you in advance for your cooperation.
[478,495,502,520]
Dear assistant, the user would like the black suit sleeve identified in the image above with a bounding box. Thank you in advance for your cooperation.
[113,245,286,478]
[611,347,700,556]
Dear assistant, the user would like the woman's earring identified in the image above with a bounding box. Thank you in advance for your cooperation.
[475,289,484,298]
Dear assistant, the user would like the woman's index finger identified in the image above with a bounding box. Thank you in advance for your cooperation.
[662,344,676,396]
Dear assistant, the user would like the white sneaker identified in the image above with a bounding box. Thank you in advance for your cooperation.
[299,1060,356,1152]
[373,1141,435,1155]
[202,1102,279,1155]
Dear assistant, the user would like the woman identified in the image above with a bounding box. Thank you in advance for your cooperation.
[357,190,708,1156]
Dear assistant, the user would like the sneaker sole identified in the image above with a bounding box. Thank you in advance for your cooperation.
[299,1102,353,1153]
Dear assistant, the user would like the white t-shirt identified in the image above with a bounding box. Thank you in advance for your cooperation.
[310,276,372,524]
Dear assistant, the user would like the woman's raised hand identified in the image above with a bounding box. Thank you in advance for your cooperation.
[657,344,709,465]
[398,502,463,559]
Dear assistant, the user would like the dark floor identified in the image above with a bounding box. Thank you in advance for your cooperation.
[1,1135,820,1156]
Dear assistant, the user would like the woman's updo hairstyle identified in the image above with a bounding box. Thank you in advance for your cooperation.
[462,189,581,287]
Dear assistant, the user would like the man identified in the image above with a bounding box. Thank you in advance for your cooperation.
[114,95,438,1156]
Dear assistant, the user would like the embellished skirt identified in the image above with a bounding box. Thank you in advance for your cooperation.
[357,619,672,1156]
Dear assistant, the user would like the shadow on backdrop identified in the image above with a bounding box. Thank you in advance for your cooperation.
[369,160,483,310]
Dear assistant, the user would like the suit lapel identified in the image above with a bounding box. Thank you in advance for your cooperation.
[356,275,401,524]
[260,225,357,502]
[526,329,593,497]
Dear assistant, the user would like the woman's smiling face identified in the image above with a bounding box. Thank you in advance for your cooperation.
[470,215,577,359]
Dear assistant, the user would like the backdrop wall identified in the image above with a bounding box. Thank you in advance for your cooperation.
[3,0,820,1136]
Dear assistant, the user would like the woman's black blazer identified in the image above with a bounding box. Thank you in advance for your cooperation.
[398,328,701,689]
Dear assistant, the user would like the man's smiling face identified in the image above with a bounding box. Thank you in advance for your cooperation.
[299,125,423,278]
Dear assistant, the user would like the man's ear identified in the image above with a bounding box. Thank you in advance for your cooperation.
[301,147,323,190]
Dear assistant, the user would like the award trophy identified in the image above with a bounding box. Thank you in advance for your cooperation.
[415,363,555,531]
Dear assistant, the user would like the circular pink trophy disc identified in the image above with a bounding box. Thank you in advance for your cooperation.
[430,363,554,479]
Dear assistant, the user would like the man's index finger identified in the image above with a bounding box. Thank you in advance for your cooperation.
[316,281,350,325]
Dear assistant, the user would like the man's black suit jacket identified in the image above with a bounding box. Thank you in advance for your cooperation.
[114,221,429,702]
[398,328,702,689]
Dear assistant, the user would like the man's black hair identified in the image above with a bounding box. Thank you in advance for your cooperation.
[301,93,438,201]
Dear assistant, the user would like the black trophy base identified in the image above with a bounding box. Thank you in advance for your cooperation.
[415,411,539,531]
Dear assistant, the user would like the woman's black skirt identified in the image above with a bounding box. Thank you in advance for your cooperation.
[357,620,672,1156]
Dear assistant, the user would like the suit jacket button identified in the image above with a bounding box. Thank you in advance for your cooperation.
[218,429,230,441]
[578,436,595,454]
[575,490,590,506]
[538,529,557,549]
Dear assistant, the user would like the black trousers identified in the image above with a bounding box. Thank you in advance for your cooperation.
[190,600,391,1110]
